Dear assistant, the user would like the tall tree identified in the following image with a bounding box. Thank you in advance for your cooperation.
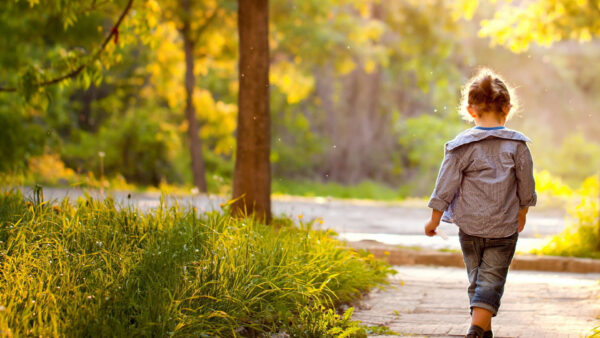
[180,0,208,192]
[232,0,271,222]
[158,1,235,193]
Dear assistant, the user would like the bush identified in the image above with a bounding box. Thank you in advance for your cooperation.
[533,133,600,188]
[0,189,391,336]
[0,109,46,172]
[532,176,600,259]
[533,170,576,210]
[397,114,467,196]
[62,107,184,186]
[27,153,77,185]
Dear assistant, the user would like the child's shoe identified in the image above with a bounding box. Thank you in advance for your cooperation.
[465,325,485,338]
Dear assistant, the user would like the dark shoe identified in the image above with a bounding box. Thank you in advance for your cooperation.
[465,325,485,338]
[483,330,493,338]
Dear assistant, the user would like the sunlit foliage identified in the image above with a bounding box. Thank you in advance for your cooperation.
[1,0,599,199]
[533,175,600,258]
[479,0,600,52]
[0,189,391,336]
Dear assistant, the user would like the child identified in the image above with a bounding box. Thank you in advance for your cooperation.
[424,68,536,338]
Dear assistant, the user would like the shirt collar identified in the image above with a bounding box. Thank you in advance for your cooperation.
[445,127,531,151]
[474,126,506,130]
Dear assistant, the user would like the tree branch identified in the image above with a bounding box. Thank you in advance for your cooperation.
[0,0,135,92]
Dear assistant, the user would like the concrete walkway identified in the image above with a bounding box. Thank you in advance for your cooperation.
[353,266,600,337]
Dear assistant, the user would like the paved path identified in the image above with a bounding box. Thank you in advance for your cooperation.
[353,266,600,337]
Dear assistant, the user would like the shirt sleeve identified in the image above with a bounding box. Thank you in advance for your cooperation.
[515,142,537,208]
[428,147,464,212]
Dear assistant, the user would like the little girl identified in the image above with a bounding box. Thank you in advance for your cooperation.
[424,68,536,338]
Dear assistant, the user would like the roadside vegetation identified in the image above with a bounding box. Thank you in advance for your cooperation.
[0,165,408,202]
[0,189,392,336]
[532,175,600,259]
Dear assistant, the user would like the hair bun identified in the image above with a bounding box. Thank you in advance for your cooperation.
[463,68,512,118]
[480,75,494,97]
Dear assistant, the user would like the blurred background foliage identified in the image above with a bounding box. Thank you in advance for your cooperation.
[533,175,600,258]
[1,0,599,199]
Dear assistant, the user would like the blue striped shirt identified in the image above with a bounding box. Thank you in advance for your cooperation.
[428,127,537,238]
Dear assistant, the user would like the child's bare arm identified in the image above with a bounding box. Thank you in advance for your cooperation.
[424,209,443,236]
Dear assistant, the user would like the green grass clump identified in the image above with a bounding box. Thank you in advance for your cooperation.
[0,189,391,337]
[272,179,410,201]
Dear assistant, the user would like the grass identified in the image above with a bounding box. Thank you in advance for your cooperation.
[0,189,393,337]
[272,179,412,201]
[364,325,399,335]
[2,169,419,203]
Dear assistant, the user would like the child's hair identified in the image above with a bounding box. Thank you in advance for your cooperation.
[459,68,518,122]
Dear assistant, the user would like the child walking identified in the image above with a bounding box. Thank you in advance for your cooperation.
[424,68,537,338]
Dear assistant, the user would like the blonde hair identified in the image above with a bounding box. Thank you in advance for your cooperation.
[459,68,519,123]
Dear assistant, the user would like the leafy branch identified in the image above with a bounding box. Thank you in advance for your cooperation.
[0,0,134,92]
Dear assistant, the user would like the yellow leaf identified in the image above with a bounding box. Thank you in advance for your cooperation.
[146,0,160,12]
[579,28,592,42]
[270,61,315,104]
[335,58,356,75]
[554,3,566,16]
[451,0,478,21]
[364,60,376,74]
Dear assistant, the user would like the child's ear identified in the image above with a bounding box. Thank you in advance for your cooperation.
[467,105,477,118]
[503,104,512,116]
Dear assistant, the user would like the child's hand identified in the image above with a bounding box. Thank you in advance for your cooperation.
[424,218,439,237]
[518,207,529,233]
[518,214,526,233]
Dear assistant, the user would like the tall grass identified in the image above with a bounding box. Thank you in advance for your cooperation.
[0,189,391,336]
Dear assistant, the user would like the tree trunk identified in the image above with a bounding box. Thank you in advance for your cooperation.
[314,64,336,181]
[232,0,271,223]
[182,0,208,193]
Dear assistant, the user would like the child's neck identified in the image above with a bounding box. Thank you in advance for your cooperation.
[474,116,505,128]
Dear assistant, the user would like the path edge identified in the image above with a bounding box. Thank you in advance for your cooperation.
[348,240,600,273]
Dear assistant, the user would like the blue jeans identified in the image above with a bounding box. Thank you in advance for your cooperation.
[458,228,518,317]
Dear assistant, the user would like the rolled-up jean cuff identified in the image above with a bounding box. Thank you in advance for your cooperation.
[470,302,498,317]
